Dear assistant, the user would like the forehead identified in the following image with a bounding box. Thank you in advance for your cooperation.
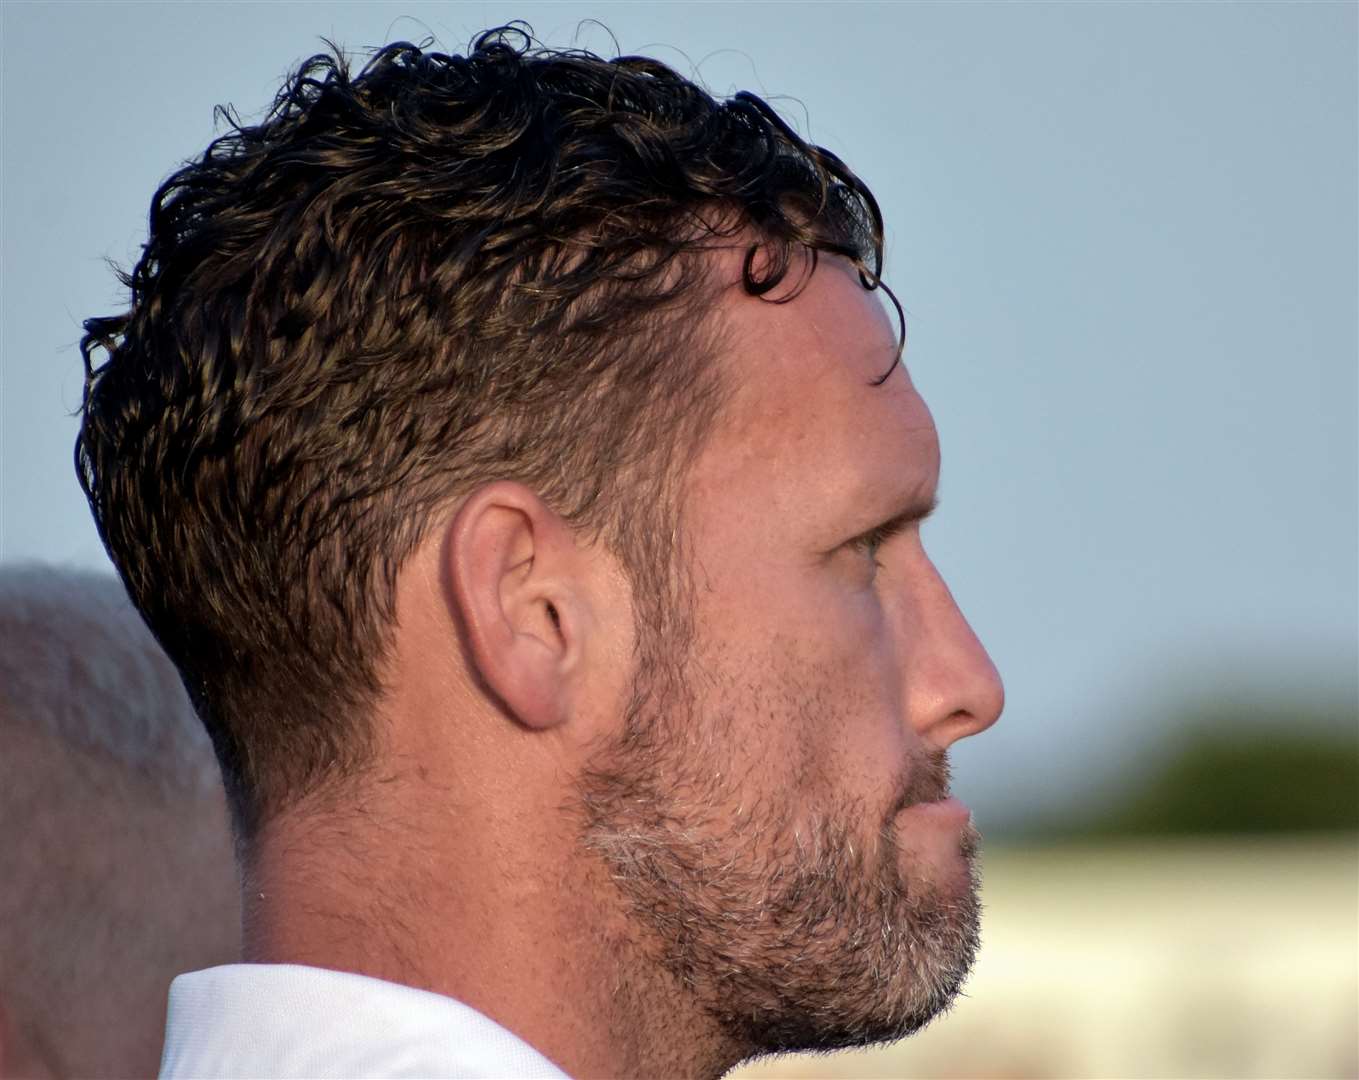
[690,253,938,531]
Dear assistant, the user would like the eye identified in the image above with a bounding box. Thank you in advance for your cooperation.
[840,498,937,574]
[848,524,895,570]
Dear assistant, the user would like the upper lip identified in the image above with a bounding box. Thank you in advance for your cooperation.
[896,789,952,814]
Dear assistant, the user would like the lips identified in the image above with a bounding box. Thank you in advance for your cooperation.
[899,795,972,825]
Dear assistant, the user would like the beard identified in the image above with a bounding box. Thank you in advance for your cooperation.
[575,630,983,1070]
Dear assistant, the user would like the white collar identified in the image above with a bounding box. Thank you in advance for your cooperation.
[160,963,570,1079]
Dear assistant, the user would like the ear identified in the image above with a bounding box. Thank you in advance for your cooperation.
[446,482,587,731]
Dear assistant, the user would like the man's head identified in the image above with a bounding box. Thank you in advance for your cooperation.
[0,566,239,1079]
[77,27,889,845]
[76,26,1000,1077]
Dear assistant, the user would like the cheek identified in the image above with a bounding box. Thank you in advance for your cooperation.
[819,577,900,685]
[695,556,905,724]
[782,585,911,784]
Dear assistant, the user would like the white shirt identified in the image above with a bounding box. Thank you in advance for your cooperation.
[159,963,571,1079]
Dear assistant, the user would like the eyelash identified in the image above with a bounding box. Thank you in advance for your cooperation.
[849,522,905,566]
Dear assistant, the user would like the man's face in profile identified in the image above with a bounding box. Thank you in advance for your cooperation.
[579,254,1005,1058]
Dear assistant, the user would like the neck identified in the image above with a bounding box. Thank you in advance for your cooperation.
[238,782,740,1080]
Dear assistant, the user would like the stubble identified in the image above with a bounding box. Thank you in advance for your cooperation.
[575,652,983,1075]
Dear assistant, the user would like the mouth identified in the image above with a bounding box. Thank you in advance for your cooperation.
[898,795,972,826]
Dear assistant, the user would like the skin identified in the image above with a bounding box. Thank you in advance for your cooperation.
[242,249,1003,1080]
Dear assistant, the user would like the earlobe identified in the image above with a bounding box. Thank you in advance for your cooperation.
[446,482,581,731]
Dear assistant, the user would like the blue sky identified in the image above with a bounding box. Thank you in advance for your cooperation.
[3,1,1355,828]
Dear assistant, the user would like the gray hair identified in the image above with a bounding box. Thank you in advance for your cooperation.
[0,563,239,1077]
[0,563,219,793]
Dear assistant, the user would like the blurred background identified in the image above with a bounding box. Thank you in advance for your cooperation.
[2,2,1355,1077]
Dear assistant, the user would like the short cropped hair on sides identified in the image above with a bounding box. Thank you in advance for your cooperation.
[76,25,899,843]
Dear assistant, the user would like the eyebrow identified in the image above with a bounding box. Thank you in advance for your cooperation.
[853,493,940,547]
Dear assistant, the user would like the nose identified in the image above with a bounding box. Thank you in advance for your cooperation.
[903,557,1005,750]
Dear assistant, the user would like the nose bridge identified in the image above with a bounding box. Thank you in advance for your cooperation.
[901,554,1005,749]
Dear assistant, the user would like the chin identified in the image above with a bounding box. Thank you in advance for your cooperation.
[576,685,984,1072]
[709,819,983,1063]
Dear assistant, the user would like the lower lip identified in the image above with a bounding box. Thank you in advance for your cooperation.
[898,796,972,826]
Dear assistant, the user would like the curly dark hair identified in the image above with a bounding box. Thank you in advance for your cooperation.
[76,25,898,842]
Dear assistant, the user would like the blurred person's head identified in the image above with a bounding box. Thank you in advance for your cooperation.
[76,28,1001,1078]
[0,565,239,1078]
